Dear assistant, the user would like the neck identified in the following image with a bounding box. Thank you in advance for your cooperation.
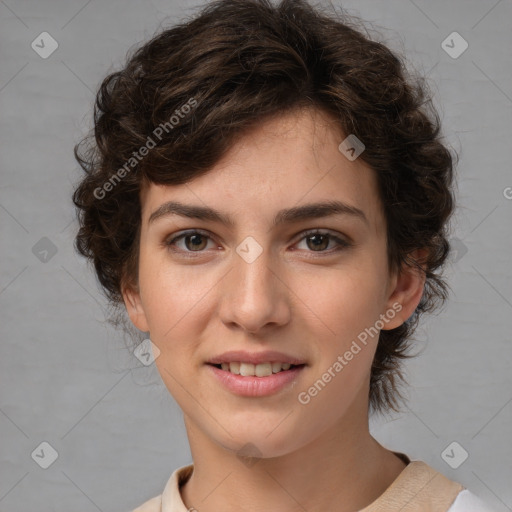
[180,397,406,512]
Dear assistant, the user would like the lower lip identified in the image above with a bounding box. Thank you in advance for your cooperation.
[206,364,305,397]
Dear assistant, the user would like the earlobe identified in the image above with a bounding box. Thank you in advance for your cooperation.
[382,249,428,330]
[122,284,150,332]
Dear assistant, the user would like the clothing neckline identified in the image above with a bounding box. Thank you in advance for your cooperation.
[173,452,411,492]
[161,452,462,512]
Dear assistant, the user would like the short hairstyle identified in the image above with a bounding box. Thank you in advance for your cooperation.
[72,0,456,413]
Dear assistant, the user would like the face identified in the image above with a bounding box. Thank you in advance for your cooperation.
[123,107,423,458]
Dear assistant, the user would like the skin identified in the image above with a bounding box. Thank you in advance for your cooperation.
[123,106,426,512]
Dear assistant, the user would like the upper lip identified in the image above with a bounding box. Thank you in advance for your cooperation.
[207,350,306,365]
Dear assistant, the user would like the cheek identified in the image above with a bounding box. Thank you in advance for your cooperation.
[293,276,381,432]
[293,260,388,345]
[138,249,214,336]
[136,255,217,397]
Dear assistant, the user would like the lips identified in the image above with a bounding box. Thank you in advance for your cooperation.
[205,349,307,395]
[207,363,305,397]
[205,350,307,396]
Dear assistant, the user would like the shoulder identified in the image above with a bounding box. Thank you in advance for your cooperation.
[130,463,194,512]
[397,459,497,512]
[131,494,162,512]
[448,489,499,512]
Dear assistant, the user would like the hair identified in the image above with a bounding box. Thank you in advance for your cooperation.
[72,0,456,413]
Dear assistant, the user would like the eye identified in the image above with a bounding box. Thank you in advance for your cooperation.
[165,229,217,254]
[294,229,350,253]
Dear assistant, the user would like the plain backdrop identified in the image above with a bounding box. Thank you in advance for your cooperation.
[1,0,511,511]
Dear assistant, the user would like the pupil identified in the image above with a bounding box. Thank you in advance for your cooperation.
[308,234,328,251]
[188,234,206,250]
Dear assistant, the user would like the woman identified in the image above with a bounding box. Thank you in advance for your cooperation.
[72,0,495,510]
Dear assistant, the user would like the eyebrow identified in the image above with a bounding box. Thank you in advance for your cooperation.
[148,200,368,227]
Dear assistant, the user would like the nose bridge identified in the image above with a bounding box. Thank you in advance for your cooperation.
[219,236,290,333]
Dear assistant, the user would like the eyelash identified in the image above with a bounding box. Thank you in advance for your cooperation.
[164,229,351,257]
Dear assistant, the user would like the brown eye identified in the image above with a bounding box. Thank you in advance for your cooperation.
[305,233,330,251]
[295,230,351,253]
[183,233,208,251]
[165,230,214,253]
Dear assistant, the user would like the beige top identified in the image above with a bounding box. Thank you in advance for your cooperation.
[133,455,465,512]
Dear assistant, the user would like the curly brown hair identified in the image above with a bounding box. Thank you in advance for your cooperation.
[72,0,456,413]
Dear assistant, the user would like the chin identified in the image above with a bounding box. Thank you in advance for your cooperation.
[210,420,310,460]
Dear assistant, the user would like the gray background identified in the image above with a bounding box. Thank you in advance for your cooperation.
[1,0,511,511]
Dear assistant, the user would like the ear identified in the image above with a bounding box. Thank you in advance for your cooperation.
[382,249,428,330]
[122,283,150,332]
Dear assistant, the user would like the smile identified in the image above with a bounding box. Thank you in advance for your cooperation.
[207,362,306,397]
[212,361,301,377]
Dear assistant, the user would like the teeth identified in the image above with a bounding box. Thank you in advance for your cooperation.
[272,362,282,373]
[229,362,240,375]
[239,362,255,376]
[219,362,297,376]
[255,363,272,377]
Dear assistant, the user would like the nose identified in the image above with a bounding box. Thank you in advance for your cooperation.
[218,244,292,335]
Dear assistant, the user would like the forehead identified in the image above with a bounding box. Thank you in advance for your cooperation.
[140,107,385,233]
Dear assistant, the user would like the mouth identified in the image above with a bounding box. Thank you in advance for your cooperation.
[208,361,306,377]
[206,360,307,397]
